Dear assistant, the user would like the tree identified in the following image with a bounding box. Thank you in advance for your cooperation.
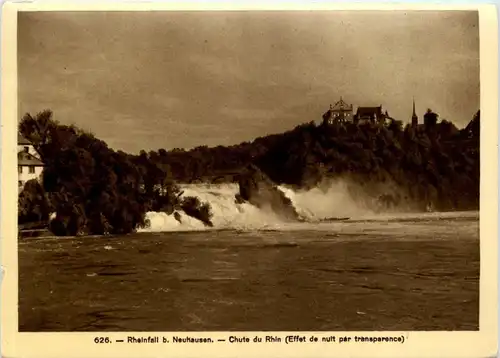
[438,120,460,140]
[18,179,52,225]
[424,109,439,129]
[463,110,480,139]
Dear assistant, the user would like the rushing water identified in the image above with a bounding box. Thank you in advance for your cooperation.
[19,184,479,331]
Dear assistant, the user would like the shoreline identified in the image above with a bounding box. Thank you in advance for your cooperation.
[18,210,479,241]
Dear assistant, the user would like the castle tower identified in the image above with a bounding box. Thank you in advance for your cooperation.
[411,97,418,127]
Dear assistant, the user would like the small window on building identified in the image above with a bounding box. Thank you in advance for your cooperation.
[29,166,35,174]
[18,180,23,187]
[24,146,29,153]
[18,166,22,174]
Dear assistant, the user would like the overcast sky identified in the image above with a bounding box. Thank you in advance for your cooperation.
[18,10,479,153]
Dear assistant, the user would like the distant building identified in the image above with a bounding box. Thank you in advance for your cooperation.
[411,98,418,127]
[354,105,391,125]
[322,98,394,126]
[18,133,44,191]
[322,97,354,125]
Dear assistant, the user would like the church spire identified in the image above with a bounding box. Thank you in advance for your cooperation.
[411,97,418,127]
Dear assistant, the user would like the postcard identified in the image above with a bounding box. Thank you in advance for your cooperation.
[1,2,498,358]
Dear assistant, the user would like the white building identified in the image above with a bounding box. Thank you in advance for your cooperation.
[18,133,44,191]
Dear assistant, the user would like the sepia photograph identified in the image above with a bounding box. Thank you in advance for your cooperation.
[0,3,496,357]
[14,9,483,334]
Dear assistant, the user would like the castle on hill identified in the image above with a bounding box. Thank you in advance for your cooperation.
[322,97,419,127]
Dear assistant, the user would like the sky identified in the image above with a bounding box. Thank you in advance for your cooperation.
[18,10,480,153]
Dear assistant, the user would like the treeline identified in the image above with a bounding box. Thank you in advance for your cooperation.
[18,110,213,236]
[139,109,480,211]
[257,111,480,211]
[19,108,480,235]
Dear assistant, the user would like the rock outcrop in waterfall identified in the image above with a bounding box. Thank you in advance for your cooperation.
[235,164,301,222]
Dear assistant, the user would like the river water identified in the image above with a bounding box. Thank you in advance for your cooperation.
[19,211,479,332]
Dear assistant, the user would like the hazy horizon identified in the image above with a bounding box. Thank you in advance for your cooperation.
[18,10,480,153]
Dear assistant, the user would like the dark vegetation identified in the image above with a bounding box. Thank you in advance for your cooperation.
[19,110,213,236]
[164,109,480,211]
[19,108,480,235]
[18,179,52,225]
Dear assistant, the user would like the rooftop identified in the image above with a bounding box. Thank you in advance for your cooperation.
[356,106,384,116]
[330,97,353,111]
[18,151,44,167]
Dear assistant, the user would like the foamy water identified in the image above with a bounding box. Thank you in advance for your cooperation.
[138,184,286,232]
[137,183,479,235]
[278,182,374,219]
